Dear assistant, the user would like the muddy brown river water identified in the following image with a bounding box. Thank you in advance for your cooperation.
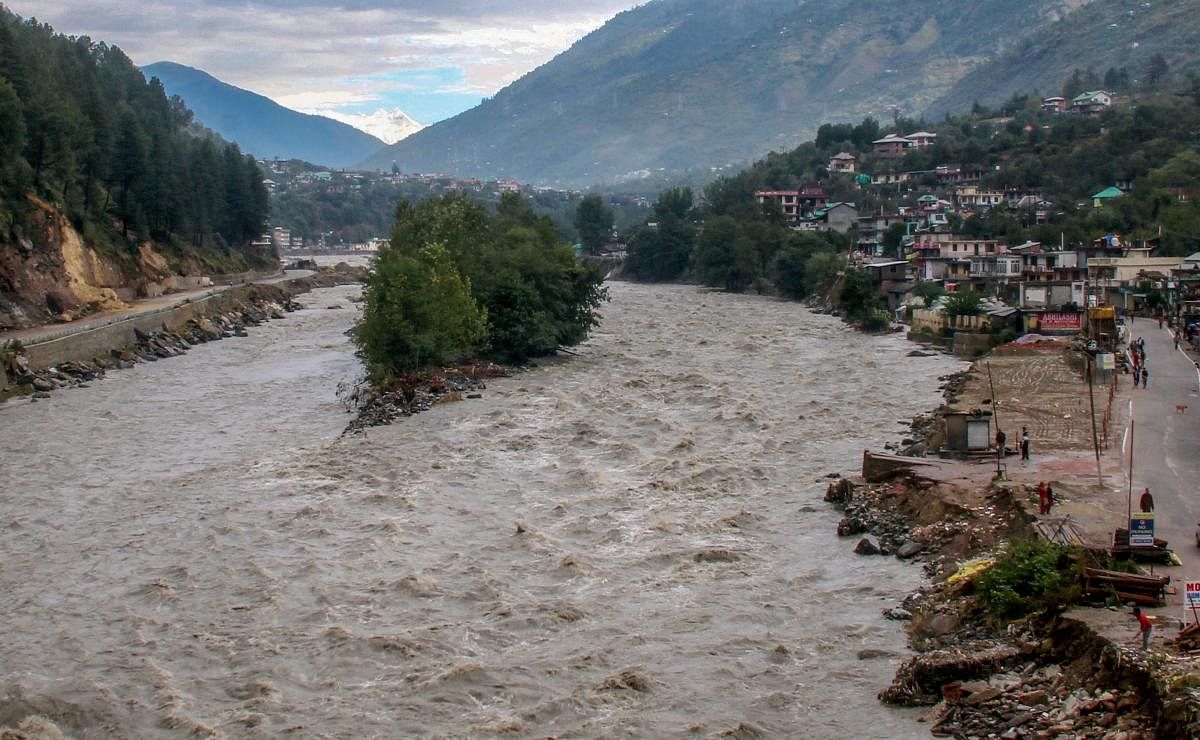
[0,279,967,738]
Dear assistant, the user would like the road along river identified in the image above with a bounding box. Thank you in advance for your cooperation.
[0,280,966,737]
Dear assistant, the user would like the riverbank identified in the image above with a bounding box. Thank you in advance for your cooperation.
[828,339,1200,737]
[0,264,366,404]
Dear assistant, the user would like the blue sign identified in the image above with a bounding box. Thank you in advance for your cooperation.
[1130,513,1155,547]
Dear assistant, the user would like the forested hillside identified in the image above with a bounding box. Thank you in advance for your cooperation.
[0,8,272,328]
[362,0,1200,187]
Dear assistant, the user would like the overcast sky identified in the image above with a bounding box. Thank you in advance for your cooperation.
[7,1,642,124]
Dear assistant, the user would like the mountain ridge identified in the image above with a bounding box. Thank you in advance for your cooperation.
[142,61,387,169]
[359,0,1198,186]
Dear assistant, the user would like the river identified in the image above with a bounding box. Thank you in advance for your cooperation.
[0,279,966,738]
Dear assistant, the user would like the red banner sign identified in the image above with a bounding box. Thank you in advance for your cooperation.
[1039,312,1083,331]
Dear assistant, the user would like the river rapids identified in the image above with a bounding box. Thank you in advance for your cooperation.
[1,279,966,737]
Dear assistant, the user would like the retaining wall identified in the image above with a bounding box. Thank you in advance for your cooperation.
[20,279,301,371]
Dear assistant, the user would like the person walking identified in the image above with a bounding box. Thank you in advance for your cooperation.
[1140,487,1154,512]
[1133,607,1153,651]
[1020,427,1031,462]
[1141,366,1149,388]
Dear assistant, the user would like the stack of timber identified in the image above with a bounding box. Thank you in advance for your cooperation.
[1080,567,1170,606]
[1110,527,1172,563]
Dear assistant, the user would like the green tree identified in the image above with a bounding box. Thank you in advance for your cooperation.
[911,281,946,308]
[804,251,845,296]
[355,241,486,379]
[836,266,883,324]
[691,215,760,292]
[943,289,984,318]
[1143,53,1169,89]
[771,246,809,299]
[575,194,613,255]
[653,186,694,221]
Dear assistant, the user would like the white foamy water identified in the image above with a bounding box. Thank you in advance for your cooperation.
[0,281,965,737]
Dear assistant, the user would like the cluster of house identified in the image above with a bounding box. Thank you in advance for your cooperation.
[859,233,1200,339]
[1040,90,1114,115]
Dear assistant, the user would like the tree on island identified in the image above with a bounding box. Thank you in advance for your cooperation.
[355,193,608,382]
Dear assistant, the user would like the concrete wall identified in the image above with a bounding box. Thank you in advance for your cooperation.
[911,309,990,334]
[20,282,294,371]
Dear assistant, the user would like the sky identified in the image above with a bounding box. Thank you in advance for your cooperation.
[7,0,642,126]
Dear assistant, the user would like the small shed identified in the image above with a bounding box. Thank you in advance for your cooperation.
[943,409,993,453]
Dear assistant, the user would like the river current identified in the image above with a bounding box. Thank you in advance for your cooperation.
[1,279,965,738]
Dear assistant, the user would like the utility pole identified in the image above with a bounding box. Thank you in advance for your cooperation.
[1086,354,1102,486]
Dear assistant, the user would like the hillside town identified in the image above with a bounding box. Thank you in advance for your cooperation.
[749,89,1200,353]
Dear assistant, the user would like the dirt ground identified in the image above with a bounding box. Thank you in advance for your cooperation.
[908,339,1200,694]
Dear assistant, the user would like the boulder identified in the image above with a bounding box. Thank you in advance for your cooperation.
[896,541,924,559]
[837,517,866,537]
[854,538,881,556]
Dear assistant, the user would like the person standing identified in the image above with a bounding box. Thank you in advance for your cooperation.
[1133,607,1153,651]
[1140,487,1154,512]
[1020,427,1031,461]
[1037,481,1049,514]
[1141,366,1149,388]
[1045,484,1055,514]
[995,429,1007,460]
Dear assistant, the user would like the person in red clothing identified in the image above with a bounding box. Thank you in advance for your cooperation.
[1133,607,1153,650]
[1037,481,1049,514]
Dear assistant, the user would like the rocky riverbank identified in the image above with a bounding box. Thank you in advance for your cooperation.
[825,353,1200,738]
[1,264,367,404]
[1,285,300,403]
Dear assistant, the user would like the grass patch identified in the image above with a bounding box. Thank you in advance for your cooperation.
[975,539,1083,623]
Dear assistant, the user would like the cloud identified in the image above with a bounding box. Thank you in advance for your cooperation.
[7,0,639,122]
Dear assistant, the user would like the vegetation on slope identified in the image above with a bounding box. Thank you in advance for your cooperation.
[0,9,271,275]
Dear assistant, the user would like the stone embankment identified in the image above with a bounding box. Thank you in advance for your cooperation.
[1,265,366,403]
[2,286,299,403]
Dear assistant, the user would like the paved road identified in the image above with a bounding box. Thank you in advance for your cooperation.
[0,270,311,347]
[1126,319,1200,601]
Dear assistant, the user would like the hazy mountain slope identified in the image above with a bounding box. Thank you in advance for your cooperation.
[927,0,1199,116]
[360,0,1084,185]
[143,62,386,169]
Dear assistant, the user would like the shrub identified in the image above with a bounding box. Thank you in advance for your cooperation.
[974,539,1082,622]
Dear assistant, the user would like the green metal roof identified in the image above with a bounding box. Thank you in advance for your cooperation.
[1091,186,1123,199]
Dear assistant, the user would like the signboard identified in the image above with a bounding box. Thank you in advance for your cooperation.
[1185,582,1200,612]
[1130,513,1155,547]
[1099,353,1115,371]
[1040,312,1084,331]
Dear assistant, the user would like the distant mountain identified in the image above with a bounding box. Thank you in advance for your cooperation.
[360,0,1199,187]
[142,61,387,169]
[313,108,424,145]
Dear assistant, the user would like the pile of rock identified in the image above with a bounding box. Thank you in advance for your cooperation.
[925,660,1155,739]
[3,354,107,399]
[342,363,508,434]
